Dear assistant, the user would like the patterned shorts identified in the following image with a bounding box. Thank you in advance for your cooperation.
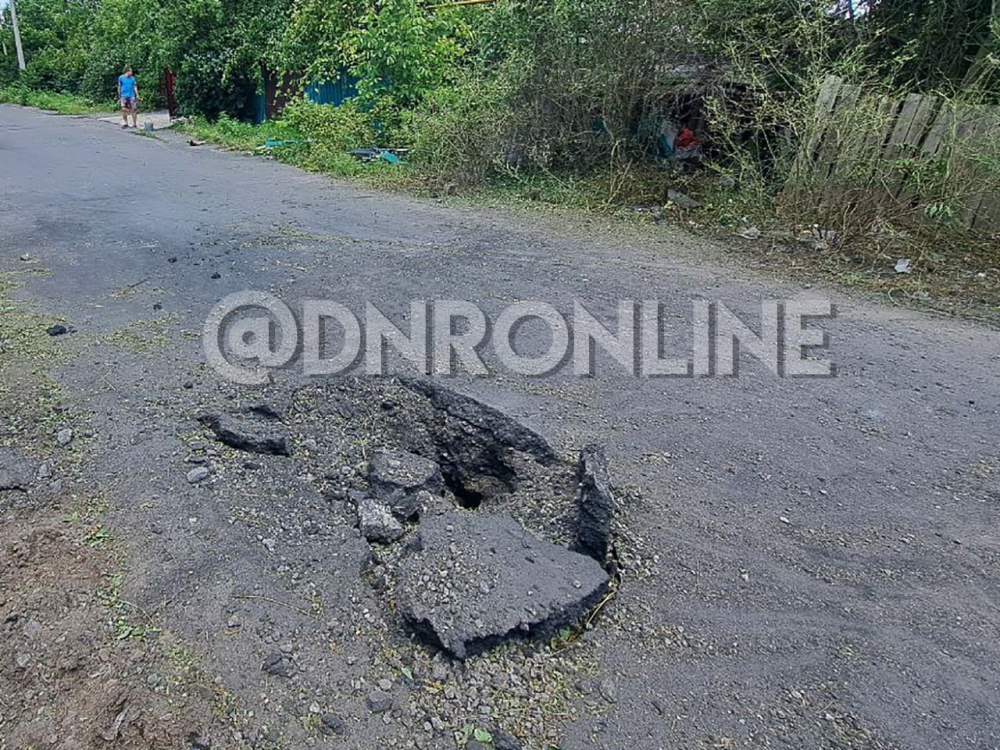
[120,96,137,111]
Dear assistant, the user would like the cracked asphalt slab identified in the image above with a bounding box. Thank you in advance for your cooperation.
[1,104,999,750]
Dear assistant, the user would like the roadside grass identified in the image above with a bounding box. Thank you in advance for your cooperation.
[0,271,75,452]
[0,86,114,115]
[176,115,405,185]
[181,115,301,152]
[436,169,1000,323]
[104,315,175,354]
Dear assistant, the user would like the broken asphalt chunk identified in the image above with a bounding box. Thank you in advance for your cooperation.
[573,444,616,566]
[399,379,559,466]
[261,650,292,678]
[319,714,347,736]
[199,412,292,456]
[46,324,74,336]
[0,448,36,492]
[398,510,610,659]
[356,495,405,544]
[367,690,393,713]
[369,449,444,519]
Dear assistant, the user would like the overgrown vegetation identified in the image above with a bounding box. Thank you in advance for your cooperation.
[180,104,383,179]
[3,0,999,311]
[0,85,111,114]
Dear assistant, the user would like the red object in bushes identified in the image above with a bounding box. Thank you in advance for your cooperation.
[676,127,699,148]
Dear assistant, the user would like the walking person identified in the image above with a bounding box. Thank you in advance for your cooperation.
[117,67,140,129]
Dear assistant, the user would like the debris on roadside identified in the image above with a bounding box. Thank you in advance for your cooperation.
[630,206,664,223]
[667,189,702,210]
[366,690,393,713]
[190,377,620,662]
[198,411,293,456]
[573,444,616,567]
[368,449,444,520]
[254,138,308,153]
[0,447,36,492]
[795,225,839,251]
[261,650,293,678]
[355,494,405,543]
[46,323,75,336]
[350,147,408,165]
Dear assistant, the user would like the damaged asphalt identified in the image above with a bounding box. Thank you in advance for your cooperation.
[1,105,999,750]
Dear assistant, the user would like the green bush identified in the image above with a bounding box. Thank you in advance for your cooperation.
[277,98,377,175]
[0,85,111,114]
[409,71,517,184]
[281,98,374,150]
[174,49,256,121]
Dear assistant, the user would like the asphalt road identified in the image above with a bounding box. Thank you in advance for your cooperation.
[2,105,999,750]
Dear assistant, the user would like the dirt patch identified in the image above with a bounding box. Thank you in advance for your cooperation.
[714,223,1000,325]
[0,506,228,750]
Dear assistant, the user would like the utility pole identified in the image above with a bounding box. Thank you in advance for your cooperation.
[9,0,26,71]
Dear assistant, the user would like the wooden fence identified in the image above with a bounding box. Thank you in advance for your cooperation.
[787,76,1000,233]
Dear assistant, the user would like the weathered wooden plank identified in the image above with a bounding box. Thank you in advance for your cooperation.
[862,95,899,154]
[959,107,1000,230]
[963,192,988,230]
[947,104,998,228]
[817,84,860,174]
[904,95,937,145]
[972,192,1000,233]
[786,75,845,202]
[975,114,1000,231]
[786,82,998,234]
[803,77,844,163]
[821,83,863,200]
[887,94,925,148]
[887,94,939,199]
[886,94,938,155]
[921,103,954,157]
[813,75,845,120]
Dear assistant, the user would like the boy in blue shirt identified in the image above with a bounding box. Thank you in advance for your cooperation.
[117,67,140,129]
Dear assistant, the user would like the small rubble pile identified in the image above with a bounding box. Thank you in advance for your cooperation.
[355,494,404,543]
[354,440,614,659]
[368,449,444,521]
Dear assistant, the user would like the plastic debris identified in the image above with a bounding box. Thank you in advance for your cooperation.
[350,147,408,165]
